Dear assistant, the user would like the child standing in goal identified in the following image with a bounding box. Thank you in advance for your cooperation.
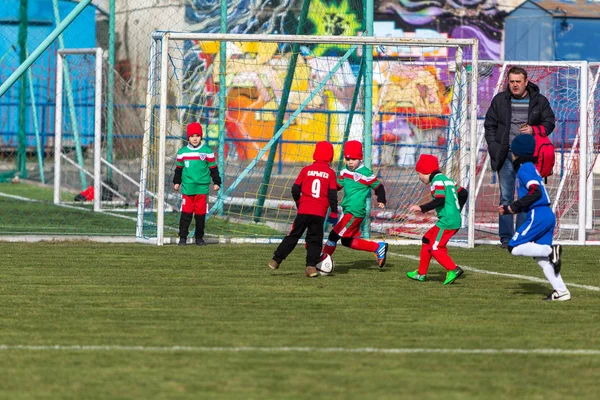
[407,154,468,285]
[322,140,389,267]
[498,134,569,301]
[268,141,339,277]
[173,122,221,246]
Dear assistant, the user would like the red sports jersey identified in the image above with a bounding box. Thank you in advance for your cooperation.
[295,161,337,217]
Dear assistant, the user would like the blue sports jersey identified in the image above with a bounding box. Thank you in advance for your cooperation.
[516,162,551,211]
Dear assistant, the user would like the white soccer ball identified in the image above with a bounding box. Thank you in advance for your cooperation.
[316,254,334,276]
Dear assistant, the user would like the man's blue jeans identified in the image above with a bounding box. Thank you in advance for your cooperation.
[497,155,526,244]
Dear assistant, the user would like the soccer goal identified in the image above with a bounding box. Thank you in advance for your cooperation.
[54,48,150,215]
[137,32,479,245]
[472,61,598,245]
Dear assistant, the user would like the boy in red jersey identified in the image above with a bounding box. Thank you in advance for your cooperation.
[321,140,389,267]
[406,154,468,284]
[268,141,339,277]
[173,122,221,246]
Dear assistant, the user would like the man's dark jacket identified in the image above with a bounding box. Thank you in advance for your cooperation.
[484,81,555,171]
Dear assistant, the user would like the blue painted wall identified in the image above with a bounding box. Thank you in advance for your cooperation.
[0,0,97,149]
[505,1,600,61]
[505,3,554,61]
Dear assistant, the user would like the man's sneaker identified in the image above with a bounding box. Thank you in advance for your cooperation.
[500,241,509,249]
[375,242,389,268]
[268,259,279,270]
[550,244,562,274]
[543,289,571,301]
[443,266,464,285]
[305,266,318,278]
[406,270,426,282]
[195,238,206,246]
[178,238,187,246]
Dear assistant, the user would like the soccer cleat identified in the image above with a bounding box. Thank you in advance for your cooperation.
[268,259,279,270]
[375,242,389,268]
[443,266,464,285]
[178,238,187,246]
[406,270,426,282]
[195,238,206,246]
[550,244,562,274]
[305,266,318,278]
[543,289,571,301]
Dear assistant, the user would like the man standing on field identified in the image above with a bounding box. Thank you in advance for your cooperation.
[484,66,555,248]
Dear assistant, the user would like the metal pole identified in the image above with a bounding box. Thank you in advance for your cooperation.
[361,0,374,238]
[157,34,170,245]
[467,42,479,248]
[136,38,158,240]
[253,0,312,222]
[52,0,87,189]
[93,48,103,212]
[54,54,64,205]
[106,0,116,180]
[578,62,588,244]
[0,1,93,98]
[216,0,227,216]
[336,58,364,173]
[26,50,45,183]
[17,0,29,179]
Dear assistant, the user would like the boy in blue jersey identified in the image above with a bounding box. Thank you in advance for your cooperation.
[498,134,570,301]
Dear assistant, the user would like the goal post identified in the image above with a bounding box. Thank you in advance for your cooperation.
[54,48,151,217]
[137,32,479,246]
[54,48,103,211]
[472,61,591,245]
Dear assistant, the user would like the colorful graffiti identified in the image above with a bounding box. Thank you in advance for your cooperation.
[374,0,505,60]
[183,41,453,162]
[183,0,509,162]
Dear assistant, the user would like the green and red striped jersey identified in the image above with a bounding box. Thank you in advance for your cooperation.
[175,143,217,195]
[430,173,462,230]
[337,164,382,218]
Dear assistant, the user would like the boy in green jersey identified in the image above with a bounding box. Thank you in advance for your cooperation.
[406,154,468,284]
[321,140,389,267]
[173,122,221,246]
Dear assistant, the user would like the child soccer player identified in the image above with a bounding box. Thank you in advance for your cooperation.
[321,140,389,267]
[173,122,221,246]
[407,154,468,285]
[498,134,569,301]
[268,141,339,277]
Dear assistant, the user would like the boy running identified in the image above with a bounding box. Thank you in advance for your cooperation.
[407,154,468,284]
[499,134,568,301]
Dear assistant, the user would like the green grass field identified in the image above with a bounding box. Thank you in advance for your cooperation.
[0,182,281,237]
[0,241,599,399]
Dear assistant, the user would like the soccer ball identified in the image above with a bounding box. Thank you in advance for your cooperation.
[316,254,334,276]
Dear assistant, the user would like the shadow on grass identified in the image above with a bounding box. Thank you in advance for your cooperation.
[515,282,549,297]
[333,259,391,274]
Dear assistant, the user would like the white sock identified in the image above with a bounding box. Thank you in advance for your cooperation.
[535,257,568,292]
[511,242,552,258]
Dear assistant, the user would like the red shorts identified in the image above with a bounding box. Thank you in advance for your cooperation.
[331,213,364,238]
[423,225,458,250]
[181,194,207,215]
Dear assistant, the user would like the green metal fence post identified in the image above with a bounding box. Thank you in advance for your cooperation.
[17,0,29,179]
[252,0,312,223]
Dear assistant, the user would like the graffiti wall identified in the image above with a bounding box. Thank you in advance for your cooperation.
[183,0,516,163]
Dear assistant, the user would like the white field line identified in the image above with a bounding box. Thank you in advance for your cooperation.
[389,252,600,292]
[0,345,599,355]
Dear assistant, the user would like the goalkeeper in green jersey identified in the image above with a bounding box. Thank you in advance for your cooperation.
[406,154,468,284]
[173,122,221,246]
[321,140,389,268]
